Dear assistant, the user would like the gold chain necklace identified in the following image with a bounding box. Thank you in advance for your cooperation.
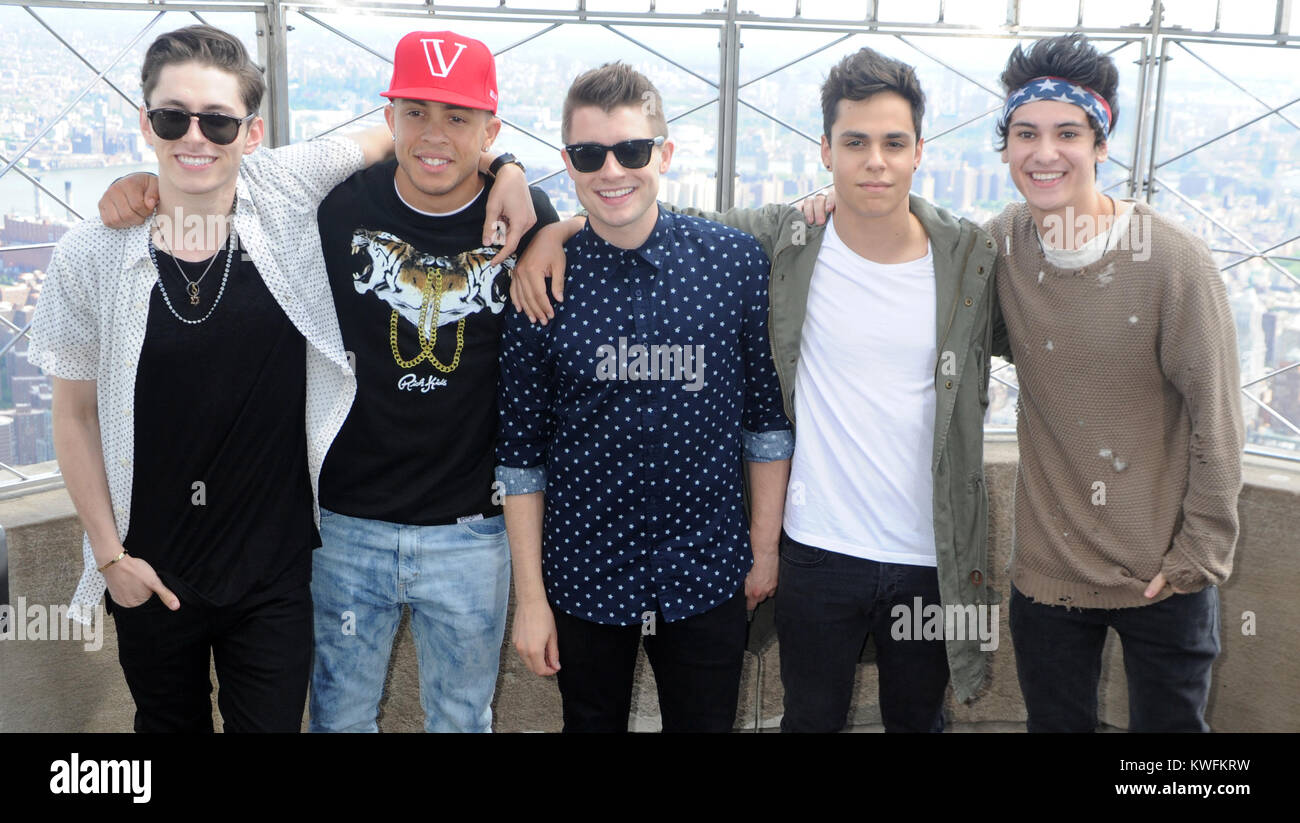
[388,263,465,371]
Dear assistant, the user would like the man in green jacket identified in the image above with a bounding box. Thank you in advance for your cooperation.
[514,47,999,731]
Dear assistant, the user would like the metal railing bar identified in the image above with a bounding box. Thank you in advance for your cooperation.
[737,99,821,146]
[894,33,1005,99]
[1218,233,1300,271]
[738,33,854,88]
[0,461,32,482]
[0,153,84,220]
[0,314,29,336]
[309,104,387,140]
[601,23,718,89]
[1156,94,1300,169]
[1152,174,1300,287]
[0,328,33,359]
[0,10,164,181]
[296,10,393,64]
[786,181,832,206]
[0,1,266,11]
[493,22,563,56]
[1244,445,1300,463]
[498,116,564,152]
[925,105,1001,143]
[526,168,565,187]
[25,6,140,111]
[991,372,1020,391]
[667,97,720,123]
[1173,40,1300,131]
[0,243,60,253]
[1242,360,1300,389]
[1242,388,1300,438]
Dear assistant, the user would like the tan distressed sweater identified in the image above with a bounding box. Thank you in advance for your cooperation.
[988,201,1244,609]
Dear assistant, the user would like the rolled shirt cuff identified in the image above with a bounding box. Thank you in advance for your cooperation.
[743,428,794,462]
[495,465,547,495]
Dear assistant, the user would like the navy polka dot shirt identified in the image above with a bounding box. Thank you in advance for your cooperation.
[496,206,793,626]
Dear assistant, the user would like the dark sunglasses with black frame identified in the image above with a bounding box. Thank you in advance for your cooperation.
[146,108,256,146]
[564,136,665,174]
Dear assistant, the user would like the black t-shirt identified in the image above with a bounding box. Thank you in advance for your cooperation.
[317,163,559,525]
[124,246,319,608]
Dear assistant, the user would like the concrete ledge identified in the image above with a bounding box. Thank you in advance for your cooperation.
[2,445,1297,732]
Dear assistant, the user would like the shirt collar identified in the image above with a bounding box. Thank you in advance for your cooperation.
[124,222,154,271]
[570,203,674,270]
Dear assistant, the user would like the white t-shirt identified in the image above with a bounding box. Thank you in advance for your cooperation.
[1038,198,1135,269]
[783,215,939,566]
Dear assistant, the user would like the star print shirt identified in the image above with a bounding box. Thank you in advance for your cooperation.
[495,206,793,626]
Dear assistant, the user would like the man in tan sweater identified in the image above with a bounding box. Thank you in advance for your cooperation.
[988,34,1244,732]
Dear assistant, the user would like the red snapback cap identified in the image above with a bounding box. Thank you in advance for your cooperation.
[381,31,499,113]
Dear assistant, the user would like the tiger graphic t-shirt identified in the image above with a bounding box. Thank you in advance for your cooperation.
[317,159,558,524]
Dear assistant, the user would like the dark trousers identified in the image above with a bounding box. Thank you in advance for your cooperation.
[775,531,949,733]
[552,591,747,733]
[111,583,313,733]
[1010,584,1220,733]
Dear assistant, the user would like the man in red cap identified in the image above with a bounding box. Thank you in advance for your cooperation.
[99,29,556,733]
[307,30,558,733]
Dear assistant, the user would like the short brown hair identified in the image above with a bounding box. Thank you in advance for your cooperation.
[562,62,668,144]
[141,25,264,116]
[821,48,925,140]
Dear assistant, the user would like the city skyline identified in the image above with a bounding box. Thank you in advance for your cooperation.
[1,5,1298,478]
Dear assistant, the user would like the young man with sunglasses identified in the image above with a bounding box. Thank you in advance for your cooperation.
[495,62,793,732]
[96,30,548,733]
[513,48,1001,732]
[988,35,1243,732]
[30,25,399,732]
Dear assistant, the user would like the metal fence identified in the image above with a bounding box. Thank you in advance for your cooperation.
[1,0,1298,492]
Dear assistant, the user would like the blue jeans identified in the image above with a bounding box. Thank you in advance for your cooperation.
[309,510,510,732]
[1010,584,1220,732]
[775,531,949,733]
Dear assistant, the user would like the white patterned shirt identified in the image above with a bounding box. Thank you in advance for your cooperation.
[28,137,364,623]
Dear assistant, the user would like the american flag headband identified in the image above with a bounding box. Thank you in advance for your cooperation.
[999,76,1112,136]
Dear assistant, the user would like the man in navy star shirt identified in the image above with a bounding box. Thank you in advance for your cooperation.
[495,63,793,732]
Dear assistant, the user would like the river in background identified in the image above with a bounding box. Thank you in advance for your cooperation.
[0,161,157,223]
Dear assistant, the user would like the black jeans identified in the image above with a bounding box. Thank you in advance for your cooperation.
[111,582,313,733]
[775,531,949,733]
[552,591,747,733]
[1010,583,1220,732]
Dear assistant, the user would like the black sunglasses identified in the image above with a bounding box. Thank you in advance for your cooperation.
[147,108,255,146]
[564,136,665,173]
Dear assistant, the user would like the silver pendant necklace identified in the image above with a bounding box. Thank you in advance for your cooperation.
[149,208,236,325]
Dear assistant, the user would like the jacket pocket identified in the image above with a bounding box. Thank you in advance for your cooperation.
[961,471,991,603]
[972,343,989,408]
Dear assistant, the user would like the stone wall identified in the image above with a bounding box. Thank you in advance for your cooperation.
[2,443,1296,732]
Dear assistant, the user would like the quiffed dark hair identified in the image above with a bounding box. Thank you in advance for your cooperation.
[141,25,264,116]
[995,33,1118,150]
[562,62,668,144]
[820,47,925,140]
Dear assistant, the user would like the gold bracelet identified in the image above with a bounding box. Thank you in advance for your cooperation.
[98,550,128,572]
